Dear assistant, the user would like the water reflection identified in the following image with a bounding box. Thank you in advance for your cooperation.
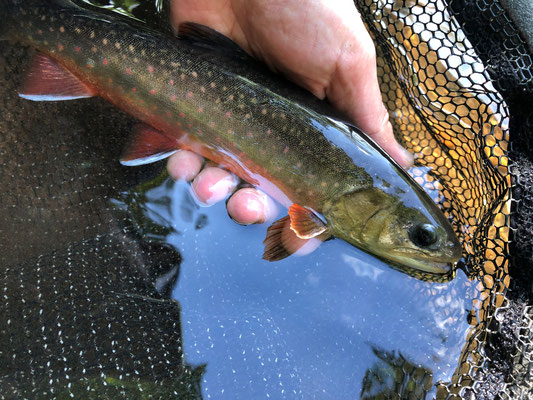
[120,174,475,399]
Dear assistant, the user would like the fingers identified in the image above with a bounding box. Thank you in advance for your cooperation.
[167,150,274,225]
[321,10,414,168]
[191,166,239,205]
[166,150,204,181]
[226,188,277,225]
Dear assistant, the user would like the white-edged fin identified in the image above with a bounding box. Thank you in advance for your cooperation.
[120,124,179,166]
[120,150,178,166]
[19,93,93,101]
[18,52,95,101]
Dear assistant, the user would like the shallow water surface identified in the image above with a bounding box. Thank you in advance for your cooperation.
[123,176,475,398]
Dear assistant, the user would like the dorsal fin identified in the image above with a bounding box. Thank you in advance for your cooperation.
[178,22,252,61]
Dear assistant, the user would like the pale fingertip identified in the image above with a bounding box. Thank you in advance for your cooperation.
[397,145,415,169]
[191,167,239,206]
[167,150,204,181]
[227,188,269,225]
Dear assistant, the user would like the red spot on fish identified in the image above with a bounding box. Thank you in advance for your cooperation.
[170,95,177,102]
[197,107,203,113]
[132,88,137,93]
[75,46,81,53]
[179,112,185,118]
[148,65,154,74]
[284,146,289,154]
[225,111,231,118]
[126,68,132,75]
[87,63,93,69]
[187,91,193,99]
[58,44,64,51]
[102,58,108,65]
[150,89,156,95]
[169,79,175,85]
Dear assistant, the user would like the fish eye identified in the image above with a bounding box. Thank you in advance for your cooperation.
[408,223,438,248]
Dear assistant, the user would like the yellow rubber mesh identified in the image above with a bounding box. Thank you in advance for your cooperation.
[358,0,512,395]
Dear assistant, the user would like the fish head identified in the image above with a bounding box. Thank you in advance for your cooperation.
[323,187,462,275]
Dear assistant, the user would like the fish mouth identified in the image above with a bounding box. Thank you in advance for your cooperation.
[376,249,454,275]
[398,257,452,274]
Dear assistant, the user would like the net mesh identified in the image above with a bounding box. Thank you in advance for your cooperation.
[355,0,532,397]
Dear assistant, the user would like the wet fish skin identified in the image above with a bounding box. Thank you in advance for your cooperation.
[1,0,462,275]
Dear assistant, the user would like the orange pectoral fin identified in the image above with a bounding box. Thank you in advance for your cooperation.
[288,204,328,239]
[120,124,179,166]
[19,53,95,101]
[263,213,329,261]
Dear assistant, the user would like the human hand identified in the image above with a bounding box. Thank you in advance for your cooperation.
[166,0,413,225]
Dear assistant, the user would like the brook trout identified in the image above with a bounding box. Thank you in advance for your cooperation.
[1,0,462,275]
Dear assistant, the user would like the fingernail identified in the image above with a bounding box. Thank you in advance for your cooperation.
[397,145,414,169]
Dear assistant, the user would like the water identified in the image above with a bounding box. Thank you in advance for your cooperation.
[119,175,475,398]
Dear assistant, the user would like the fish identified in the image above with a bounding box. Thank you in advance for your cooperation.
[1,0,462,276]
